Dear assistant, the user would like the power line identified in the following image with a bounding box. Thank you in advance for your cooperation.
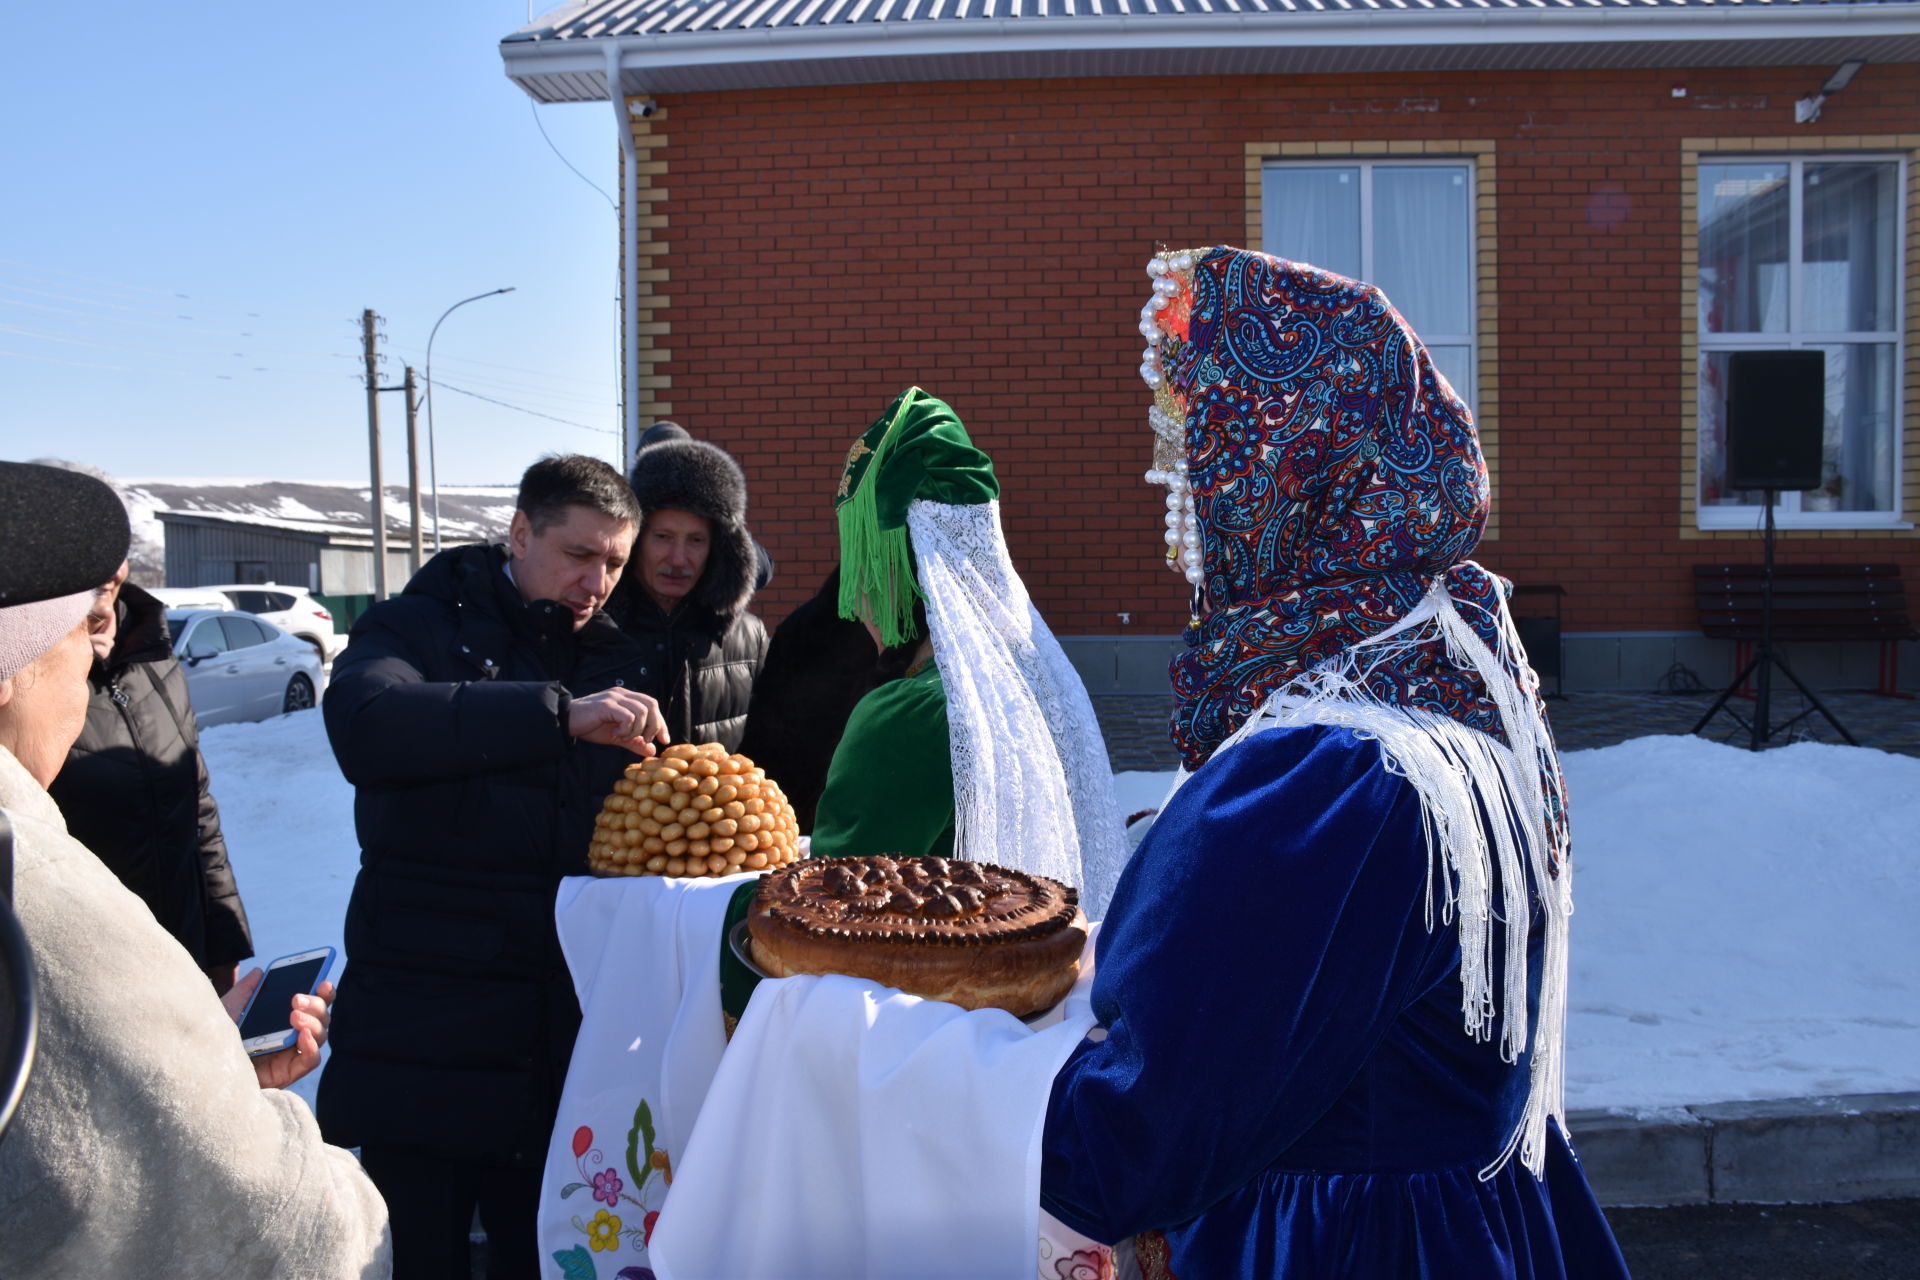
[433,379,618,437]
[530,102,617,214]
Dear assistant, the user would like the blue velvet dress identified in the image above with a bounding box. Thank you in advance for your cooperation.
[1041,723,1630,1278]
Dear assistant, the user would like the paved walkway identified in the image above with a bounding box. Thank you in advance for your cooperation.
[1093,688,1920,771]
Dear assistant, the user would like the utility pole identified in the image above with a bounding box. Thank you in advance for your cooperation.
[361,309,390,601]
[403,366,423,576]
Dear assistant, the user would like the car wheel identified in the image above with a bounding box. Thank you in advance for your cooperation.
[283,673,316,714]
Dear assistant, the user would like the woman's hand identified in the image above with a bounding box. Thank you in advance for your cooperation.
[220,969,335,1090]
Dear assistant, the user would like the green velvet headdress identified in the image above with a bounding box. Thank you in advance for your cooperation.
[834,387,998,648]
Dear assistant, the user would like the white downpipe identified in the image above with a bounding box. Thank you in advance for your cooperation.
[608,42,642,470]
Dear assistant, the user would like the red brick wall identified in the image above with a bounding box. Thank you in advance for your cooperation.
[641,63,1920,635]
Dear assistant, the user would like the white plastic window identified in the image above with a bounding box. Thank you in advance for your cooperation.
[1262,160,1477,405]
[1696,156,1905,529]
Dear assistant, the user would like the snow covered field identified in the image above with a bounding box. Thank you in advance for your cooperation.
[204,712,1920,1115]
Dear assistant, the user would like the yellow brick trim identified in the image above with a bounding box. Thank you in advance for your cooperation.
[1243,140,1502,535]
[625,101,672,421]
[1678,136,1920,540]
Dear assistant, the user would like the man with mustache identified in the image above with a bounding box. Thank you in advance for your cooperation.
[608,427,768,752]
[319,453,667,1279]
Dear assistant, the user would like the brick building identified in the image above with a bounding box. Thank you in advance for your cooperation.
[500,0,1920,693]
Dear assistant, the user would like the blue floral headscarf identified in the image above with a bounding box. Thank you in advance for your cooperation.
[1144,247,1527,771]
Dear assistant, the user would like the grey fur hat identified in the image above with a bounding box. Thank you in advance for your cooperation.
[628,438,757,619]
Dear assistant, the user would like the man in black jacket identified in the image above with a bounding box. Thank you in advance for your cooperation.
[609,433,769,750]
[48,560,255,993]
[320,455,667,1280]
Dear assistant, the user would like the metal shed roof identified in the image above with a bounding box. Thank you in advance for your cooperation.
[502,0,1920,100]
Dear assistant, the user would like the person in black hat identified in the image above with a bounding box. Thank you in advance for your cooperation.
[0,460,391,1277]
[610,432,770,750]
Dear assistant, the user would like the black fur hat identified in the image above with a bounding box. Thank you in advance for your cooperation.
[628,438,757,620]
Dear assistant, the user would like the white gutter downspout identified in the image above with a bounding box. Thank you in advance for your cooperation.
[608,42,641,469]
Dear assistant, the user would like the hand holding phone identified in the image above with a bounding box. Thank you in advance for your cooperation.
[234,947,336,1057]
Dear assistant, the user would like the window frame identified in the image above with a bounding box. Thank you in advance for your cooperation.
[219,615,271,650]
[1692,150,1908,533]
[1259,157,1480,408]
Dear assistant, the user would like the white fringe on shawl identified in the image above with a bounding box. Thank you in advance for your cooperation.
[1161,578,1572,1179]
[907,498,1132,920]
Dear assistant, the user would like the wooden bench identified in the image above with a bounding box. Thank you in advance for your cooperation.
[1693,563,1917,698]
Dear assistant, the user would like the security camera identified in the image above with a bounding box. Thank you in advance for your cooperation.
[632,98,659,118]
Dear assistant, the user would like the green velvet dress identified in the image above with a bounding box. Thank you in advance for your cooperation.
[720,662,954,1019]
[808,662,955,861]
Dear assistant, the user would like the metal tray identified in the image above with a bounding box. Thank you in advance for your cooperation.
[727,918,771,979]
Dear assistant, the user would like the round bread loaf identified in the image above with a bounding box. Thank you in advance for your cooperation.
[587,743,801,878]
[747,855,1087,1016]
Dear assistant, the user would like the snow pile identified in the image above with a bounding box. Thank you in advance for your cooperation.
[1117,737,1920,1112]
[204,714,1920,1113]
[1560,735,1920,1114]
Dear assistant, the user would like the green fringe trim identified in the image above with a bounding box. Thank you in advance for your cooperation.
[837,391,922,648]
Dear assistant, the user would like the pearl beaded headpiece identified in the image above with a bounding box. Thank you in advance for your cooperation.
[1138,249,1206,595]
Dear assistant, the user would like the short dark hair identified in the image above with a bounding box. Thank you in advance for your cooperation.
[516,454,641,534]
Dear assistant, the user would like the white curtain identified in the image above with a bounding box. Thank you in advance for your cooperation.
[1374,166,1471,339]
[1262,166,1360,278]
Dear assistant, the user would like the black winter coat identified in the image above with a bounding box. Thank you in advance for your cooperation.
[48,583,254,972]
[737,568,881,834]
[318,543,650,1165]
[610,584,768,751]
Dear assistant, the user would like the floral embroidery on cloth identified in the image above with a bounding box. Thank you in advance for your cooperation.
[550,1102,672,1279]
[1040,1207,1134,1280]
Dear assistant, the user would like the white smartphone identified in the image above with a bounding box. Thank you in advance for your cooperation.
[237,946,336,1057]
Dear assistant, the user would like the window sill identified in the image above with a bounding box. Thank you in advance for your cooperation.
[1696,510,1915,534]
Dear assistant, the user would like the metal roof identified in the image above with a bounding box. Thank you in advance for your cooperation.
[502,0,1920,100]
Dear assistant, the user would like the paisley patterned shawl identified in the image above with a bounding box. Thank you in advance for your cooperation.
[1166,247,1522,770]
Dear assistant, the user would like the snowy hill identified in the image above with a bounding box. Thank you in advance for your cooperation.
[122,477,518,565]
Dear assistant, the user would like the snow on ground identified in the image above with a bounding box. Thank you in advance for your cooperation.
[199,711,358,1108]
[203,713,1920,1114]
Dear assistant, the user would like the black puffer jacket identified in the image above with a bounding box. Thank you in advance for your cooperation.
[611,585,767,751]
[318,543,648,1164]
[48,583,254,972]
[737,568,881,833]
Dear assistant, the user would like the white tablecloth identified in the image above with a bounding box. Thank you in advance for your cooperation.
[538,872,756,1277]
[651,931,1101,1280]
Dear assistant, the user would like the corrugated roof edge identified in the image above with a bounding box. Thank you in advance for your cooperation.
[500,1,1920,99]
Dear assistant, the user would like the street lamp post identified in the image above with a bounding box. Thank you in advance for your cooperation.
[424,287,516,551]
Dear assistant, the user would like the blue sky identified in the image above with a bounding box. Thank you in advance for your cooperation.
[2,2,620,487]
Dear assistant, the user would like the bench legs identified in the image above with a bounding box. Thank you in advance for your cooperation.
[1729,639,1913,699]
[1878,641,1915,700]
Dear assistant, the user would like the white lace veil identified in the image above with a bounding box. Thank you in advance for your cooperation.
[908,499,1131,919]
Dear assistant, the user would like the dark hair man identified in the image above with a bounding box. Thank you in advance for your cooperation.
[610,435,769,749]
[319,453,665,1279]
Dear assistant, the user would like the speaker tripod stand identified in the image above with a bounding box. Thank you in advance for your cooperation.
[1692,490,1858,751]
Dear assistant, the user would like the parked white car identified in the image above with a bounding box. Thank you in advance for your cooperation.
[197,584,346,662]
[166,609,325,727]
[147,586,236,614]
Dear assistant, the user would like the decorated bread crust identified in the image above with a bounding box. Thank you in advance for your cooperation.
[746,855,1087,1016]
